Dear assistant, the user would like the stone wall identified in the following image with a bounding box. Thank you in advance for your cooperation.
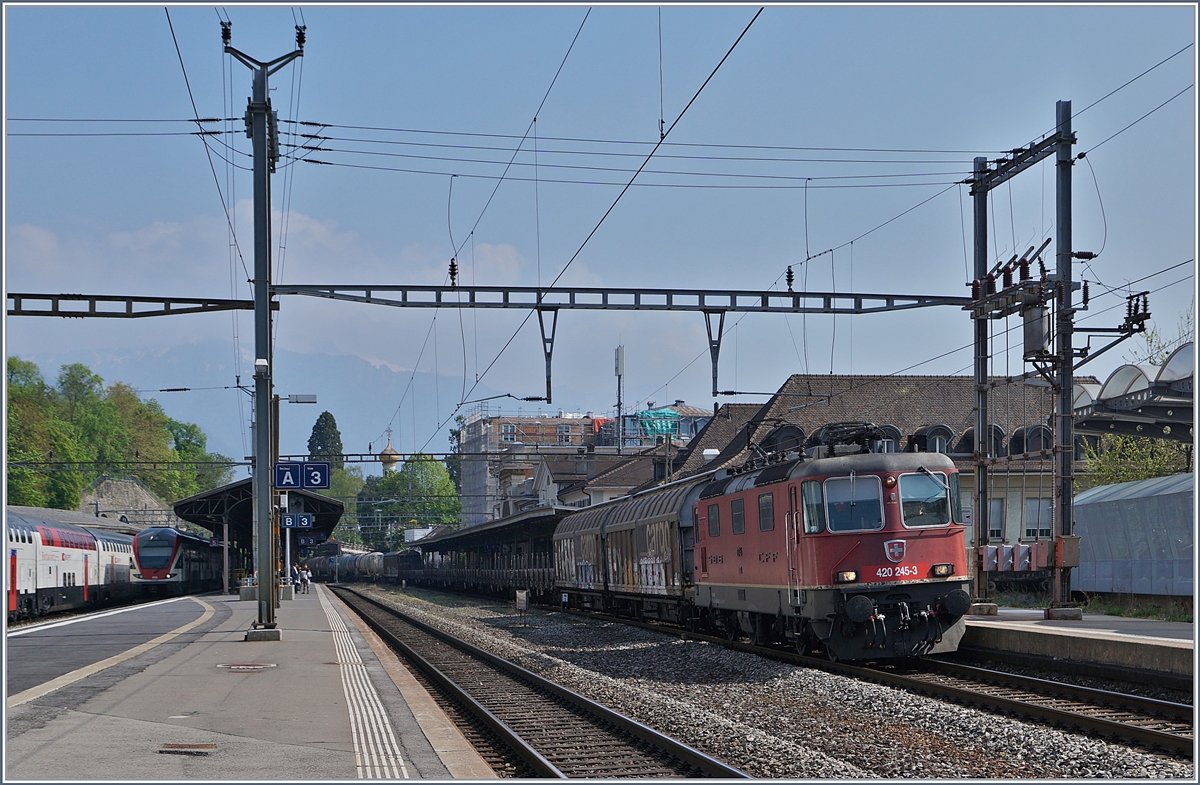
[77,477,186,529]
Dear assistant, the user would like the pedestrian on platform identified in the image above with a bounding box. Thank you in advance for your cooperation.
[301,567,311,594]
[291,563,299,588]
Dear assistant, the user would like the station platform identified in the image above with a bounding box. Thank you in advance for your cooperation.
[5,585,495,780]
[962,608,1195,678]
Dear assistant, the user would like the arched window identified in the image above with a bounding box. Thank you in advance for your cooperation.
[909,424,955,454]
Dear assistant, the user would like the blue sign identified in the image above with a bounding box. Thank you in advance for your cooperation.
[281,513,314,529]
[298,535,320,547]
[301,462,331,490]
[274,462,301,489]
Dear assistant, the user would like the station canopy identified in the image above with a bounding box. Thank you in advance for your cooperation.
[173,477,343,552]
[1074,342,1193,442]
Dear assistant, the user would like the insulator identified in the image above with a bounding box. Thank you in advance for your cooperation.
[786,265,794,292]
[221,21,231,45]
[296,25,306,49]
[1038,258,1048,279]
[971,279,981,299]
[448,258,458,287]
[1019,258,1031,281]
[1002,265,1013,289]
[985,273,997,295]
[1082,280,1089,307]
[1126,296,1134,319]
[1142,293,1149,314]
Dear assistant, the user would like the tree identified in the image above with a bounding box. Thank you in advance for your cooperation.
[1081,308,1194,489]
[356,455,460,550]
[446,414,465,492]
[6,357,233,509]
[307,410,344,469]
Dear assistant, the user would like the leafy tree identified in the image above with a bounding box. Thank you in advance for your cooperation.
[1081,308,1194,489]
[307,410,344,469]
[446,414,465,492]
[6,357,233,508]
[356,455,460,550]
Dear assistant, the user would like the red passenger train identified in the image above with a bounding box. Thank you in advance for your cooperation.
[131,527,223,596]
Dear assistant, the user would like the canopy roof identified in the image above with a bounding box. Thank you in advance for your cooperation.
[173,478,344,552]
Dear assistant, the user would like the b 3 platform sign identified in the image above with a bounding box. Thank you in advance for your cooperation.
[281,513,314,529]
[273,461,331,490]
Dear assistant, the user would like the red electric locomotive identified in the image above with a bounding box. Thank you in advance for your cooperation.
[693,447,972,660]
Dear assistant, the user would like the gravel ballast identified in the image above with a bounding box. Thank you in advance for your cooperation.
[355,586,1193,779]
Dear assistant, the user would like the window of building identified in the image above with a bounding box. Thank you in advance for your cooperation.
[801,481,825,534]
[558,433,572,443]
[930,436,947,453]
[707,503,720,537]
[502,423,517,443]
[824,474,884,532]
[557,424,571,434]
[898,472,951,527]
[880,439,896,453]
[988,498,1005,540]
[730,498,745,534]
[1025,498,1052,538]
[758,492,775,531]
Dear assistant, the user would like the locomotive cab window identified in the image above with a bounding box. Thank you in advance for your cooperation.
[707,503,720,537]
[898,472,951,527]
[730,498,745,534]
[949,473,964,523]
[801,481,825,534]
[824,474,883,532]
[758,492,775,531]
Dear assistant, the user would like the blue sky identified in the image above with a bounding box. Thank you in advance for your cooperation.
[5,3,1196,469]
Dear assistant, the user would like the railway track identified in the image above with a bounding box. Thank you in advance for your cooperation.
[332,587,749,779]
[559,607,1194,756]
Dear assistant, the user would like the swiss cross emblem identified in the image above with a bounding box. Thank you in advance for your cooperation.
[884,539,906,563]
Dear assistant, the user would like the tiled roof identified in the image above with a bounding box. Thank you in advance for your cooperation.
[702,373,1098,471]
[586,446,660,488]
[673,402,764,477]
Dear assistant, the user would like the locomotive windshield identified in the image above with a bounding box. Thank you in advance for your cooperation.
[136,534,175,569]
[899,472,951,526]
[824,475,884,532]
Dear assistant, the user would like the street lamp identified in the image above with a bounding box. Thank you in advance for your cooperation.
[275,393,316,603]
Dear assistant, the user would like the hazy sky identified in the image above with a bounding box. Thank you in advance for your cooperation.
[5,3,1196,464]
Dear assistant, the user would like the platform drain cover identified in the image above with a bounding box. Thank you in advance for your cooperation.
[159,743,215,756]
[216,663,277,671]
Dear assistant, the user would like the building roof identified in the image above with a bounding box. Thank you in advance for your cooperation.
[689,373,1099,473]
[673,403,764,476]
[1074,472,1194,505]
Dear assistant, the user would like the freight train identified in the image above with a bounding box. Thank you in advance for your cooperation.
[313,424,974,661]
[6,510,223,621]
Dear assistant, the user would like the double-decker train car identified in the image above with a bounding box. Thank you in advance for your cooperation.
[131,527,222,596]
[7,510,137,621]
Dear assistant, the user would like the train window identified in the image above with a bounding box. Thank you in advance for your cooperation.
[707,503,720,537]
[898,472,951,527]
[823,475,883,532]
[758,493,775,532]
[950,473,964,524]
[730,498,745,534]
[801,481,825,533]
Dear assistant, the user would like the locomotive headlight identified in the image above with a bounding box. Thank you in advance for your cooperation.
[932,563,954,577]
[834,570,858,584]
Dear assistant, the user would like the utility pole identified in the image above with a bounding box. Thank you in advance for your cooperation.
[1053,100,1075,607]
[615,345,624,455]
[972,156,990,601]
[225,22,304,637]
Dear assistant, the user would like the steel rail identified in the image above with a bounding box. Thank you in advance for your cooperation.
[556,607,1193,755]
[336,587,750,778]
[333,588,564,778]
[947,646,1194,694]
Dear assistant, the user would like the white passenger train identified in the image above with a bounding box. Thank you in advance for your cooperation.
[6,510,223,621]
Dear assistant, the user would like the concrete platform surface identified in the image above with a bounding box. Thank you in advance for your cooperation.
[963,608,1194,677]
[5,585,494,780]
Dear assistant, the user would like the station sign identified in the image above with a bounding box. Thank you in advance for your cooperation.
[281,513,314,529]
[297,535,321,547]
[273,461,331,490]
